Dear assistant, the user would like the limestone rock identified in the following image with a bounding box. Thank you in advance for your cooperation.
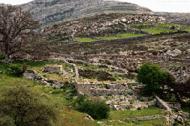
[43,65,63,74]
[23,70,38,80]
[84,115,94,120]
[187,49,190,53]
[22,0,152,25]
[166,49,182,57]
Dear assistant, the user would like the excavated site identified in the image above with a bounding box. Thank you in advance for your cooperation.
[1,0,190,125]
[50,33,190,83]
[23,32,190,112]
[23,12,190,111]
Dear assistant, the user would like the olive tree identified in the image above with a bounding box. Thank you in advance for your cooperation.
[0,5,38,61]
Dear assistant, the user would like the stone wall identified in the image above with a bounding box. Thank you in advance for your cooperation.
[76,83,128,96]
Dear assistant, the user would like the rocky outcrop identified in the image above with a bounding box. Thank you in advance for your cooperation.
[23,70,65,89]
[21,0,152,25]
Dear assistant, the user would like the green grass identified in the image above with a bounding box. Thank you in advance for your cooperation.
[75,37,98,42]
[0,75,99,126]
[0,62,99,126]
[101,108,166,126]
[76,33,144,43]
[102,119,166,126]
[109,107,164,120]
[75,23,190,43]
[142,27,174,34]
[97,33,144,40]
[131,23,186,35]
[183,25,190,32]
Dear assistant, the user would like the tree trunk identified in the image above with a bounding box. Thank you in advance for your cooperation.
[3,39,12,63]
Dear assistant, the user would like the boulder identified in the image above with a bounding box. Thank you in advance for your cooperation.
[187,49,190,53]
[43,65,63,74]
[84,115,94,120]
[23,70,37,80]
[166,49,182,57]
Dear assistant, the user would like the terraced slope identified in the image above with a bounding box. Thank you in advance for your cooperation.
[49,33,190,83]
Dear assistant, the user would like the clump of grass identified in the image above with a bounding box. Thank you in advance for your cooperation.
[76,33,144,42]
[97,33,144,40]
[75,37,97,42]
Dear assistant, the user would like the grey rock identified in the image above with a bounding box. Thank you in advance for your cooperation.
[43,65,63,74]
[187,49,190,53]
[21,0,152,25]
[166,49,182,57]
[23,70,38,80]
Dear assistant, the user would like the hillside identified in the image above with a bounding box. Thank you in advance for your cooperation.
[1,1,190,126]
[21,0,152,25]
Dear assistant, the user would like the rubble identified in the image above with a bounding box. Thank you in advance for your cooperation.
[43,65,63,74]
[166,49,182,57]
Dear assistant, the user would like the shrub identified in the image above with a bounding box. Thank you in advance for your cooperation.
[0,53,5,60]
[0,86,56,126]
[137,63,174,94]
[63,82,78,100]
[7,65,24,77]
[73,96,110,120]
[0,115,15,126]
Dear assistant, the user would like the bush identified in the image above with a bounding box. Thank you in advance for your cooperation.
[63,82,78,100]
[137,63,174,94]
[0,53,5,60]
[0,86,56,126]
[73,96,110,120]
[7,65,25,77]
[0,115,15,126]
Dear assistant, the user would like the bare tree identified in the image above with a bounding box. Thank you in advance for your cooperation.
[0,5,39,61]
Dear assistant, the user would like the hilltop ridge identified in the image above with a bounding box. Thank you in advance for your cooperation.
[21,0,152,25]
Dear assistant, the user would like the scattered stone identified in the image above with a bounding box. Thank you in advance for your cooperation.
[84,115,94,120]
[23,70,38,80]
[78,69,116,81]
[23,69,65,89]
[166,49,182,57]
[43,65,63,74]
[187,49,190,53]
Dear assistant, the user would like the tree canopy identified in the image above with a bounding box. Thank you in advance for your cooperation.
[0,5,38,60]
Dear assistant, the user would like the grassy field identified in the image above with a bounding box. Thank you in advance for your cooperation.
[75,33,144,43]
[131,23,190,35]
[75,37,98,43]
[109,108,165,119]
[0,61,167,126]
[0,75,100,126]
[0,61,98,126]
[97,33,144,41]
[75,23,190,43]
[101,108,166,126]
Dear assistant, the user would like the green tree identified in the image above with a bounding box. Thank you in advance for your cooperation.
[0,86,56,126]
[73,96,110,120]
[137,63,173,94]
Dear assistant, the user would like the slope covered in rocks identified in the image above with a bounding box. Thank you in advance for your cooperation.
[21,0,152,25]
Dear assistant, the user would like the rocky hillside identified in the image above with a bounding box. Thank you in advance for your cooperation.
[43,13,166,41]
[21,0,152,25]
